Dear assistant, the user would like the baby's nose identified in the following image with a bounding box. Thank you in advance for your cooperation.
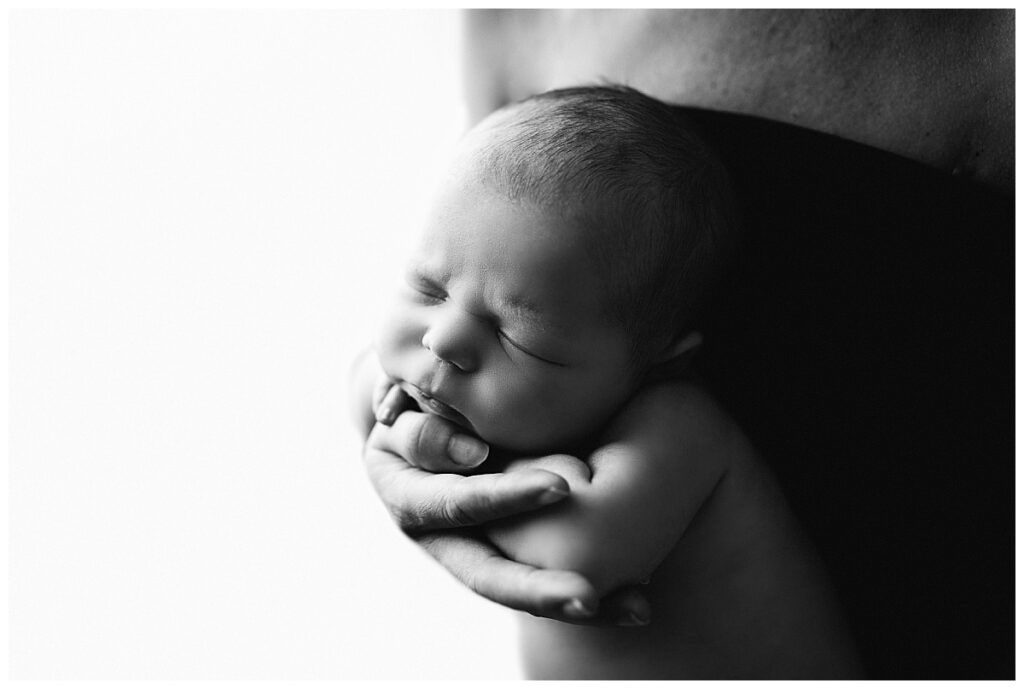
[421,307,481,372]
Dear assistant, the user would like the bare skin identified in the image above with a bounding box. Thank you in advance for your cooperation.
[500,385,862,679]
[355,352,862,678]
[352,105,861,674]
[351,10,1009,677]
[463,9,1012,191]
[352,348,650,625]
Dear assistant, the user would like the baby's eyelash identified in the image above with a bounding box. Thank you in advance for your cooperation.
[417,286,446,301]
[497,330,567,367]
[406,275,447,301]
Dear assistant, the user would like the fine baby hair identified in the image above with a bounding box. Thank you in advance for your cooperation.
[464,84,739,363]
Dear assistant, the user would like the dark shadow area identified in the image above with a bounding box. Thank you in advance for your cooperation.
[688,108,1014,679]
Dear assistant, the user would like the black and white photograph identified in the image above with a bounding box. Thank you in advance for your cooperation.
[8,7,1015,681]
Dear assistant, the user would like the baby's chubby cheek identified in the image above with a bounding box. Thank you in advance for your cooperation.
[372,305,423,379]
[472,373,585,453]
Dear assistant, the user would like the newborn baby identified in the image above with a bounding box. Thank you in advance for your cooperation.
[357,85,861,679]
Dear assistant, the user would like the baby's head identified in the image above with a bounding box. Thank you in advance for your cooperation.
[377,85,737,453]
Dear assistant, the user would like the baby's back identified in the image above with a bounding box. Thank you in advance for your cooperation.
[517,434,862,679]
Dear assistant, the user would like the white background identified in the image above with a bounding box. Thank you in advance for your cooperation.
[9,9,522,679]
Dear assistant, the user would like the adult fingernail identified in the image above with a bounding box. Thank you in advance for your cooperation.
[617,610,650,627]
[448,434,489,466]
[536,485,569,506]
[562,598,597,620]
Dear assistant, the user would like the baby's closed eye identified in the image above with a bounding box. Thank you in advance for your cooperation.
[497,330,568,367]
[405,274,447,303]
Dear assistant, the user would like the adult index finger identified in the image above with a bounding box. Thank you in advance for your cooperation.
[415,532,650,626]
[415,529,600,620]
[363,443,570,532]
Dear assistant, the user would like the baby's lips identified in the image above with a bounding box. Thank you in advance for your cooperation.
[405,381,474,430]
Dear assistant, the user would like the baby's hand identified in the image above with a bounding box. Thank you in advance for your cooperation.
[369,378,490,474]
[371,377,407,427]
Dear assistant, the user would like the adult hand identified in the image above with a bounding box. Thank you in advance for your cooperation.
[363,384,652,626]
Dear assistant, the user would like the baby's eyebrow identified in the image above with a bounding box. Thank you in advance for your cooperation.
[405,263,449,286]
[497,293,554,329]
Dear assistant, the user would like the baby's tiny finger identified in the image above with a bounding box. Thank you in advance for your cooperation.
[596,587,651,627]
[375,384,407,426]
[371,376,393,413]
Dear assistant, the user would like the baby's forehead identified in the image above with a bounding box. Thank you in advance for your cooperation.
[436,125,637,281]
[425,168,621,277]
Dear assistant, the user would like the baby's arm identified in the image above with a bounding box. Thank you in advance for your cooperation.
[485,381,737,597]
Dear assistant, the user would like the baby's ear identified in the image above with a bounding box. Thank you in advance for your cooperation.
[654,331,703,370]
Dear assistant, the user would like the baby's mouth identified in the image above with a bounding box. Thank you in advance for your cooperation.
[401,382,473,431]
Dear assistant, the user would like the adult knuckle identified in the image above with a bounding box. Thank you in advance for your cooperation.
[475,489,501,520]
[390,502,416,532]
[439,494,476,528]
[399,499,434,534]
[381,483,425,533]
[392,509,412,531]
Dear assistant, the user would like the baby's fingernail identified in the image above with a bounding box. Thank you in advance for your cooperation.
[375,385,405,426]
[536,485,569,506]
[617,610,650,627]
[562,598,597,620]
[375,404,397,426]
[448,434,489,466]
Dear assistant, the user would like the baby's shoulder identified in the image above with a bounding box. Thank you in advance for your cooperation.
[582,378,753,486]
[611,379,741,447]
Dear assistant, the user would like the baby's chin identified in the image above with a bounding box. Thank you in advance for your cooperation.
[469,418,593,458]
